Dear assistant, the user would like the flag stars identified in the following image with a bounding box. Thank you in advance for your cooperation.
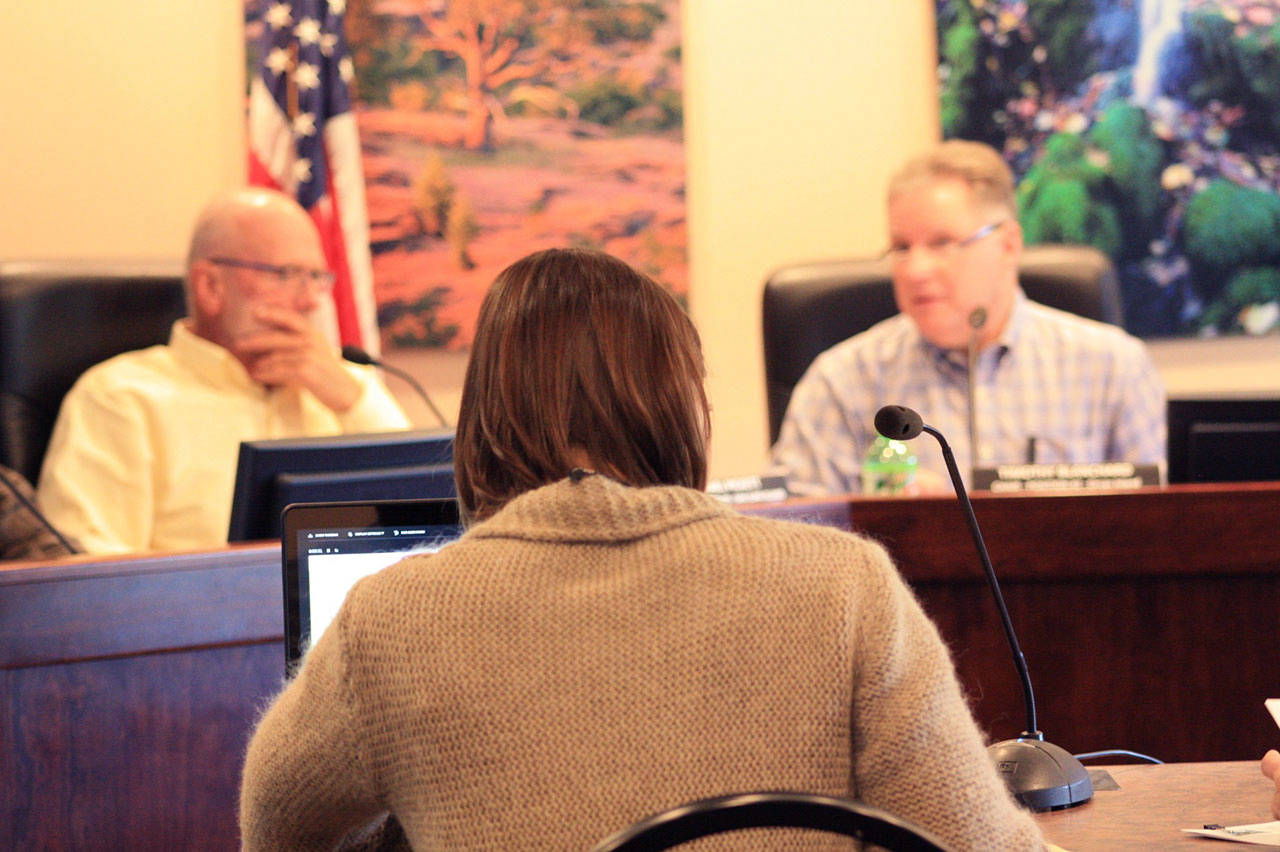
[293,112,317,137]
[339,56,355,83]
[321,33,339,56]
[265,47,291,76]
[295,17,322,46]
[265,2,292,29]
[293,158,313,184]
[294,62,321,90]
[328,0,347,14]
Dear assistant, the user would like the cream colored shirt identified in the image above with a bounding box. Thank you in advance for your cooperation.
[37,321,409,554]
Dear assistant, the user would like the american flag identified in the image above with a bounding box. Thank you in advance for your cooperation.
[247,0,380,354]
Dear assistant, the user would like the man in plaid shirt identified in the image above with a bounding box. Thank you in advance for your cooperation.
[772,141,1165,495]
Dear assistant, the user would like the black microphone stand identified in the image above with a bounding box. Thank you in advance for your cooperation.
[924,422,1092,811]
[342,346,450,429]
[966,307,986,482]
[876,405,1092,811]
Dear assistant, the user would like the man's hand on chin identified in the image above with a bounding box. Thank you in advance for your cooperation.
[233,306,362,412]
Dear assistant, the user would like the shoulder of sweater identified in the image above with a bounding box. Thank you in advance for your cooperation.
[724,512,901,575]
[354,510,897,587]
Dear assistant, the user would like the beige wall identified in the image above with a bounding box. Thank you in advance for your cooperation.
[0,0,245,259]
[684,2,940,477]
[2,1,1276,478]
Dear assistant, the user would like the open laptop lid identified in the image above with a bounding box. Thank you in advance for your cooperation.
[281,499,463,674]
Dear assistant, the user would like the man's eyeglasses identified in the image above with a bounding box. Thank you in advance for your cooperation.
[883,219,1008,264]
[208,257,335,294]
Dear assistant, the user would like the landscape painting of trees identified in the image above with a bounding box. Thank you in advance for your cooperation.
[938,0,1280,338]
[248,0,685,357]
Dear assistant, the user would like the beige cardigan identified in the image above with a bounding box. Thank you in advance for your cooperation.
[240,474,1043,850]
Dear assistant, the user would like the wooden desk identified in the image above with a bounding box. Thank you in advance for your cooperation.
[1,543,281,851]
[748,482,1280,763]
[1035,761,1273,850]
[3,483,1277,849]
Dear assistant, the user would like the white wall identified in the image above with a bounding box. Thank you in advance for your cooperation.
[0,0,244,259]
[2,1,1275,477]
[683,2,940,476]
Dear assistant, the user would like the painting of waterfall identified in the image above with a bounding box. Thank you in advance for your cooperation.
[936,0,1280,338]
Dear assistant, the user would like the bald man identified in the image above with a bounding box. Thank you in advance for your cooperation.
[37,189,409,554]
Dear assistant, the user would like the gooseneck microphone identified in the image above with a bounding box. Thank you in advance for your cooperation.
[0,466,79,555]
[966,307,986,480]
[341,345,450,429]
[874,404,1092,811]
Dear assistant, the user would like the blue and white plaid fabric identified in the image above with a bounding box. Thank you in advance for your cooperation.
[771,291,1167,495]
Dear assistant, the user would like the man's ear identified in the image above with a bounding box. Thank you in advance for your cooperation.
[1001,218,1024,264]
[188,260,224,319]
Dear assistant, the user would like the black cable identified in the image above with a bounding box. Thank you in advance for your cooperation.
[0,466,78,554]
[340,345,450,429]
[1074,750,1163,764]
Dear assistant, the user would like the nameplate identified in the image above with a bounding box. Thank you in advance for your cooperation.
[707,475,789,505]
[972,462,1162,493]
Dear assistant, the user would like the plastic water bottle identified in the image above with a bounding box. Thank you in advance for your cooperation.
[861,435,918,495]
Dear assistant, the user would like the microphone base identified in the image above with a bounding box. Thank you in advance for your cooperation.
[988,737,1093,812]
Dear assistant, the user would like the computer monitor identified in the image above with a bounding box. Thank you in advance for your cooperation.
[227,429,455,542]
[1167,397,1280,484]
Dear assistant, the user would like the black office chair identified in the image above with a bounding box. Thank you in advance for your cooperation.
[761,243,1123,444]
[590,791,953,852]
[0,260,187,482]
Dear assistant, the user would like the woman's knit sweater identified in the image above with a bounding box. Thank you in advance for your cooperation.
[241,474,1043,850]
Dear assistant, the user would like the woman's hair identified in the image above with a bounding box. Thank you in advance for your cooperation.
[454,248,710,522]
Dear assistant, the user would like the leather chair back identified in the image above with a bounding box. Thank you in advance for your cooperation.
[0,261,187,482]
[761,243,1123,444]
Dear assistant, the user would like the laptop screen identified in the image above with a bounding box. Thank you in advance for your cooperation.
[281,499,463,673]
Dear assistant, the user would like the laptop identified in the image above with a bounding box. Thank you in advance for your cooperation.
[281,499,464,673]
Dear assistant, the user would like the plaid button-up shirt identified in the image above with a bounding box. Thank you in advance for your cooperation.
[772,292,1166,495]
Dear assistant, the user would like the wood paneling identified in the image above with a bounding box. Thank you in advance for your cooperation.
[3,484,1278,847]
[748,483,1280,763]
[2,545,280,851]
[1034,762,1273,850]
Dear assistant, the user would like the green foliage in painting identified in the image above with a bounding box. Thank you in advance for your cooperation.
[1199,266,1280,332]
[378,287,462,349]
[569,76,681,130]
[1226,266,1280,305]
[1086,102,1165,254]
[1183,179,1280,272]
[938,4,989,142]
[1026,0,1096,94]
[1185,11,1280,139]
[581,0,666,43]
[446,195,480,271]
[1019,133,1122,257]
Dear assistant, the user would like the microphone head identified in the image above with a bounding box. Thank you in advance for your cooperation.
[874,405,925,441]
[969,307,988,330]
[341,344,375,365]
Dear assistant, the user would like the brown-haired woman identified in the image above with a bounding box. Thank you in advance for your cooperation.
[240,248,1046,851]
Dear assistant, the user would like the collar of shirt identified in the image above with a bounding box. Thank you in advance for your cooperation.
[921,289,1028,376]
[168,320,267,395]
